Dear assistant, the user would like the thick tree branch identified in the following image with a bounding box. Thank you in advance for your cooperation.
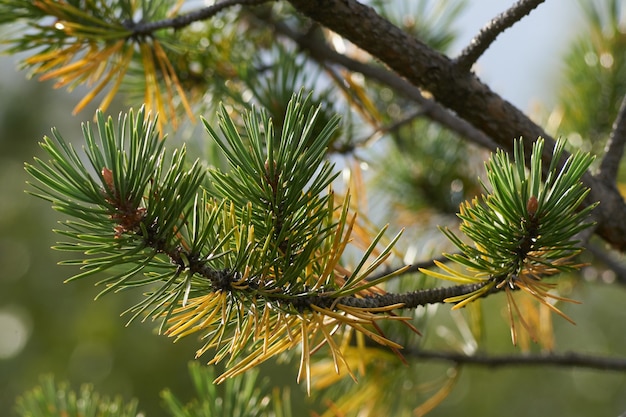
[454,0,546,72]
[598,94,626,184]
[286,0,626,252]
[405,349,626,372]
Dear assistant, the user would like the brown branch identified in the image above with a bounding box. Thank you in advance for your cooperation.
[128,0,272,35]
[263,19,498,151]
[454,0,546,72]
[285,0,626,252]
[405,349,626,372]
[133,209,498,311]
[598,94,626,184]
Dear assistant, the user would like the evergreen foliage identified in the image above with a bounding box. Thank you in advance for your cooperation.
[2,0,624,415]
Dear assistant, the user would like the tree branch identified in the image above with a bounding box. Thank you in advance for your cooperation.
[285,0,626,252]
[598,94,626,184]
[454,0,546,72]
[586,242,626,285]
[128,201,499,311]
[128,0,271,35]
[405,349,626,372]
[264,19,498,151]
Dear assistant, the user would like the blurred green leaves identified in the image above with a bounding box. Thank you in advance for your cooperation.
[16,363,297,417]
[15,374,139,417]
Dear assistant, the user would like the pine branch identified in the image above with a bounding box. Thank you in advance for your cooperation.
[405,349,626,372]
[454,0,546,72]
[103,195,494,311]
[25,98,595,386]
[598,94,626,184]
[128,0,272,35]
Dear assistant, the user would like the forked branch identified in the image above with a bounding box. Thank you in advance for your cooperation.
[454,0,546,72]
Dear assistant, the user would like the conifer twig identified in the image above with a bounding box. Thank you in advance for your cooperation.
[454,0,546,72]
[128,0,272,35]
[598,95,626,184]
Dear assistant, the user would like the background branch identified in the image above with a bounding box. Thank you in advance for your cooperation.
[598,94,626,184]
[586,242,626,285]
[265,18,498,151]
[128,0,271,35]
[454,0,546,72]
[405,349,626,372]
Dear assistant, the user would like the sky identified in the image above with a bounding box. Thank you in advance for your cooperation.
[453,0,584,111]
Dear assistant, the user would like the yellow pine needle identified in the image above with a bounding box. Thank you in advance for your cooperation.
[140,42,164,129]
[24,45,80,65]
[318,377,380,417]
[61,21,128,36]
[152,40,195,123]
[447,282,495,310]
[413,368,460,417]
[166,302,217,338]
[320,212,356,281]
[49,42,122,84]
[216,333,294,382]
[338,303,405,315]
[297,319,312,394]
[505,287,538,345]
[37,55,93,81]
[278,311,298,343]
[348,321,403,349]
[309,321,342,356]
[520,285,577,325]
[419,260,482,284]
[219,293,231,327]
[309,304,369,325]
[258,305,272,349]
[310,312,355,380]
[73,44,133,114]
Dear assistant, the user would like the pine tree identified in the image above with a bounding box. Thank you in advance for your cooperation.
[3,0,626,415]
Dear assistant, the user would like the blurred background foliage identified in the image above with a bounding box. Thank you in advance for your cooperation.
[1,0,626,416]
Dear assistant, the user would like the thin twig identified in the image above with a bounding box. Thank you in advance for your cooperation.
[454,0,546,72]
[405,349,626,372]
[128,0,271,35]
[598,94,626,183]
